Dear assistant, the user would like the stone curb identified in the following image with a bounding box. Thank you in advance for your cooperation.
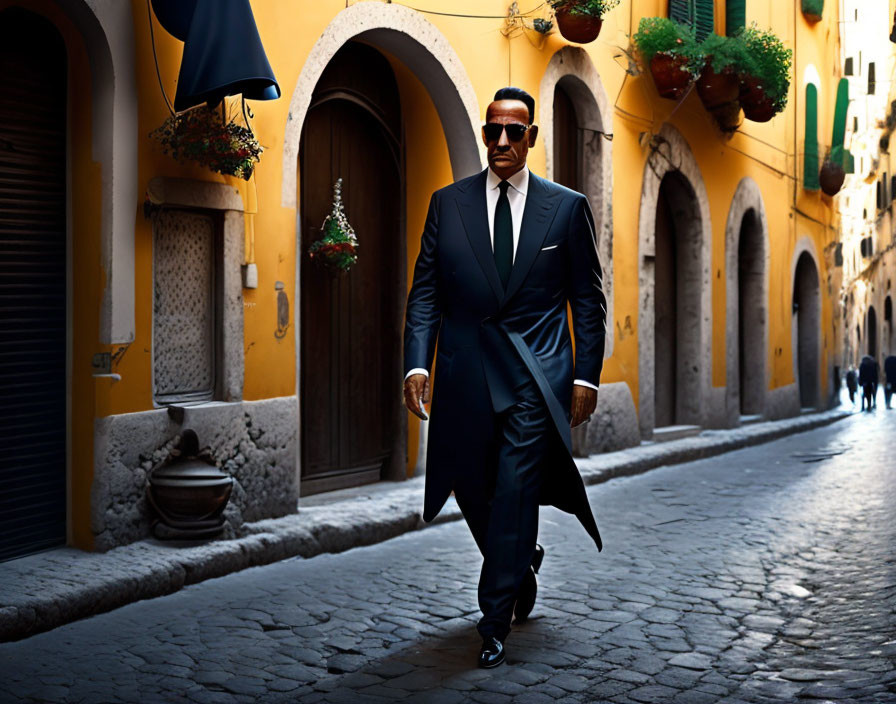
[0,407,851,643]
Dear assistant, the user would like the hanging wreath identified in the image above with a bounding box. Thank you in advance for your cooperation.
[308,178,359,274]
[150,101,263,180]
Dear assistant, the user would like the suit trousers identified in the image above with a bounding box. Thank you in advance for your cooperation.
[453,375,550,641]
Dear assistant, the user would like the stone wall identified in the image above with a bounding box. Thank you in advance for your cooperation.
[572,381,640,456]
[91,396,298,551]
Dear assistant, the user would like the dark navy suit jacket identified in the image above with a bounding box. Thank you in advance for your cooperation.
[404,169,607,549]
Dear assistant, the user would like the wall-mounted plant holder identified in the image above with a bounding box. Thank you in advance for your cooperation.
[801,0,823,24]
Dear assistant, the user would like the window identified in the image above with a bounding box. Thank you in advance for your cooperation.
[869,62,876,95]
[725,0,745,36]
[804,83,820,190]
[153,208,222,403]
[668,0,714,41]
[845,57,854,75]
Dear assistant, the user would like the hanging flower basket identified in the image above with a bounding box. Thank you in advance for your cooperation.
[801,0,823,24]
[696,61,740,109]
[633,17,704,101]
[308,178,358,275]
[735,25,792,123]
[549,0,619,44]
[820,159,846,196]
[151,103,262,180]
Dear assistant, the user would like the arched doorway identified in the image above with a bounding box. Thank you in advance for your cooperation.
[0,8,68,559]
[793,252,821,409]
[299,42,403,495]
[653,172,704,428]
[867,306,878,359]
[736,209,765,416]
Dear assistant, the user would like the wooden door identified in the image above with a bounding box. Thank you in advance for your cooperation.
[0,9,67,560]
[299,43,403,495]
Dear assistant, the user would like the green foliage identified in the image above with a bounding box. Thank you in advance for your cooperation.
[736,24,793,112]
[549,0,620,18]
[698,33,748,73]
[634,16,704,74]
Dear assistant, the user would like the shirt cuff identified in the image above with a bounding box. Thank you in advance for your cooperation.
[405,368,429,380]
[573,379,598,391]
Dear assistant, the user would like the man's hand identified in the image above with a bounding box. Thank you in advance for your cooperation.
[404,373,430,420]
[570,385,597,428]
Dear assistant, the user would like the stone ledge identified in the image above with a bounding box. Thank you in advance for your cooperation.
[0,407,850,642]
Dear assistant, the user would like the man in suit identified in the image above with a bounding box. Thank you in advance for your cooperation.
[859,354,878,411]
[403,87,606,668]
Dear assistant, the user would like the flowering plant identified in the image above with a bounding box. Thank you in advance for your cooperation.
[151,104,262,180]
[634,16,704,76]
[735,24,792,113]
[308,178,358,273]
[549,0,620,17]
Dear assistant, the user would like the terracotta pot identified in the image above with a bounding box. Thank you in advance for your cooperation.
[739,74,778,123]
[819,160,845,196]
[696,61,740,109]
[649,52,694,100]
[710,101,742,132]
[554,7,603,43]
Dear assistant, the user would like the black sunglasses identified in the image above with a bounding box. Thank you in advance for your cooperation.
[483,122,531,143]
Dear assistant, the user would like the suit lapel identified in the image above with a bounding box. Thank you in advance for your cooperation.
[455,170,504,305]
[502,173,562,305]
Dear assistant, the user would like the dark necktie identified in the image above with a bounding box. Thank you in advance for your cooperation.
[493,180,513,289]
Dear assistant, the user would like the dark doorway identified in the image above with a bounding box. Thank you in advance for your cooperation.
[299,42,404,496]
[794,252,820,409]
[867,306,877,359]
[0,9,68,560]
[885,296,893,354]
[553,83,580,191]
[653,173,702,428]
[737,209,765,416]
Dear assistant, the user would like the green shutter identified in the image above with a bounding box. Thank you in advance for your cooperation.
[831,78,849,167]
[844,149,855,173]
[804,83,820,190]
[726,0,746,36]
[669,0,693,25]
[694,0,715,40]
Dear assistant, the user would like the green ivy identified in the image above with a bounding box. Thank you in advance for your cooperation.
[634,16,704,75]
[549,0,620,17]
[736,24,793,112]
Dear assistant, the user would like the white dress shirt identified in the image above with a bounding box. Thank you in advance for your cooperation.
[406,167,597,392]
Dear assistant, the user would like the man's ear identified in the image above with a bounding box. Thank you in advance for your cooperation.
[528,125,539,146]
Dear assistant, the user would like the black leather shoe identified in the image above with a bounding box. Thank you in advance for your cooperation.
[513,567,537,623]
[477,636,505,668]
[532,543,545,574]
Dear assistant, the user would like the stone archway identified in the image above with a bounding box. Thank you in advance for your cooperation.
[792,244,822,410]
[281,2,482,209]
[637,125,712,438]
[540,47,614,356]
[724,178,770,423]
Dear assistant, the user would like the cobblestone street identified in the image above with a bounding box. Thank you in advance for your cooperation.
[2,406,894,704]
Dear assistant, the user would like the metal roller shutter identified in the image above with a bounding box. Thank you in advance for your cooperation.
[0,8,68,561]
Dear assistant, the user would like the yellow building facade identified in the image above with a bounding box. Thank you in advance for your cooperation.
[0,0,846,556]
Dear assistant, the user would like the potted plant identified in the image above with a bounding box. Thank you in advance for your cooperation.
[308,178,359,274]
[801,0,823,24]
[736,25,792,122]
[151,103,263,180]
[549,0,620,44]
[695,33,746,110]
[633,17,704,100]
[820,146,846,196]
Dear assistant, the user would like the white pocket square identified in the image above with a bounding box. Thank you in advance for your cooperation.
[541,244,559,251]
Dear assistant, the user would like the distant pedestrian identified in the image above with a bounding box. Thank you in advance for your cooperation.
[884,355,896,409]
[845,366,858,405]
[858,355,878,411]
